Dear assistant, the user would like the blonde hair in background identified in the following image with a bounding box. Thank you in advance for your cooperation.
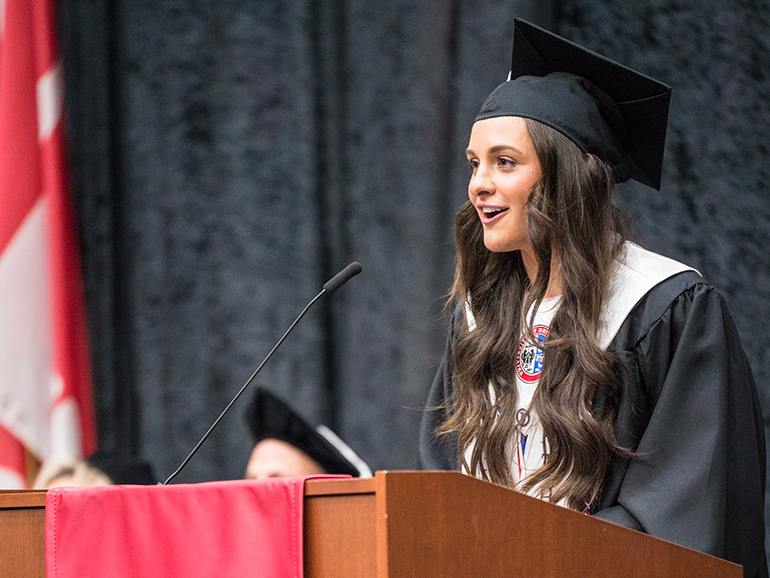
[33,458,113,489]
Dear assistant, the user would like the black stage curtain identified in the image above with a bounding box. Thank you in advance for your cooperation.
[59,0,554,482]
[59,0,769,546]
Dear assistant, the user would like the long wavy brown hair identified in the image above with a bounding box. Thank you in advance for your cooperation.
[437,118,633,510]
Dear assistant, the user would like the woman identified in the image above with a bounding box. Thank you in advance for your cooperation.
[420,19,767,578]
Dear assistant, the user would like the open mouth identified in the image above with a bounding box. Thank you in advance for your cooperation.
[480,206,508,222]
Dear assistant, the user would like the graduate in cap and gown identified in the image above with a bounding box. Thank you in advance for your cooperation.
[244,387,371,479]
[419,19,767,578]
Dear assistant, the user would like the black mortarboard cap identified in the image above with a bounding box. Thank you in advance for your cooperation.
[245,387,371,478]
[475,19,671,189]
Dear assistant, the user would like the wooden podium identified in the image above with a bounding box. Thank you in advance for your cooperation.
[0,470,741,577]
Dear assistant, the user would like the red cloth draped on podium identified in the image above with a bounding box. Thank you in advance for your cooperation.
[45,477,328,578]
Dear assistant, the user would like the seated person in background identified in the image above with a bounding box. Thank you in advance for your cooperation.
[34,450,156,488]
[34,459,112,489]
[245,387,372,479]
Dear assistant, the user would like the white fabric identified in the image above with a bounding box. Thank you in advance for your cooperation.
[0,465,24,489]
[49,397,83,461]
[597,243,696,348]
[36,61,63,141]
[315,424,373,478]
[0,197,53,459]
[463,298,559,487]
[507,297,559,486]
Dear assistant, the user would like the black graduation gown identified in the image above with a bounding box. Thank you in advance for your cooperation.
[419,271,768,578]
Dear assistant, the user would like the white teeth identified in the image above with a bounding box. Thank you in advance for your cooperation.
[482,207,504,214]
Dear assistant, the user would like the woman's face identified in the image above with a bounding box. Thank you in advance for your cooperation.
[466,116,542,254]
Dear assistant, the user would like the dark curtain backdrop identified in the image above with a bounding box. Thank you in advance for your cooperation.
[58,0,769,548]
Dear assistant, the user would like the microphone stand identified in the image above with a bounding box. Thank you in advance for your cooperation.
[161,262,362,485]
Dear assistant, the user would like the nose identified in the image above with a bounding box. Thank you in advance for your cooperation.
[468,162,494,200]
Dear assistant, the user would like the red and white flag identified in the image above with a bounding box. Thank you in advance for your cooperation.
[0,0,96,487]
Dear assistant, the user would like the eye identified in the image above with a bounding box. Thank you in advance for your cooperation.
[466,158,479,173]
[497,156,516,169]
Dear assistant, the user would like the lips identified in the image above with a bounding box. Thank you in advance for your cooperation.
[478,205,509,224]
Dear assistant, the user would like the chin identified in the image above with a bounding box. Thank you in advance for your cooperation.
[483,237,520,253]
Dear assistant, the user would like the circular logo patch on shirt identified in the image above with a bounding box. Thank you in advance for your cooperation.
[516,325,549,383]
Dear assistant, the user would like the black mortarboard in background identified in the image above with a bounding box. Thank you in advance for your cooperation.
[86,450,156,485]
[475,18,671,189]
[245,387,372,478]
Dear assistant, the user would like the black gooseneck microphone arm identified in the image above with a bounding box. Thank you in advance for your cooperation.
[161,262,363,485]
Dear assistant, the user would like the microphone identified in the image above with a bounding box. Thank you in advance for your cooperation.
[323,261,362,294]
[161,262,363,485]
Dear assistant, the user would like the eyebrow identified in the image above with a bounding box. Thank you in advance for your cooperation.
[465,144,524,156]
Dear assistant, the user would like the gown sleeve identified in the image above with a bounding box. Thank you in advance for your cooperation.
[596,273,767,578]
[419,309,459,471]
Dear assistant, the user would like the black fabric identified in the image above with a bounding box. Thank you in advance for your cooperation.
[419,271,767,577]
[477,73,631,177]
[475,19,671,188]
[86,450,156,485]
[599,272,767,578]
[59,0,554,484]
[245,387,362,477]
[418,310,459,473]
